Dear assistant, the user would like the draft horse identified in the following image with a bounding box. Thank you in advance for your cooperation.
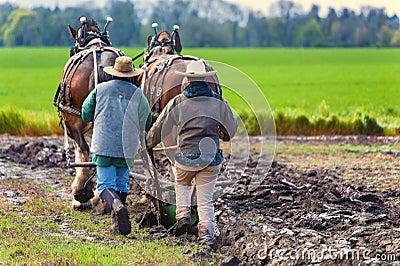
[139,23,222,122]
[139,24,224,178]
[53,17,125,210]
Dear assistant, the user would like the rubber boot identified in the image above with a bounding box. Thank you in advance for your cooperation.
[117,191,128,205]
[100,189,131,235]
[174,217,192,236]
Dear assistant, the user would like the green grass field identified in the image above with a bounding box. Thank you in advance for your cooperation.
[0,178,198,265]
[0,47,399,135]
[189,48,400,120]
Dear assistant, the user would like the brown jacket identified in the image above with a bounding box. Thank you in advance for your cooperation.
[146,82,237,166]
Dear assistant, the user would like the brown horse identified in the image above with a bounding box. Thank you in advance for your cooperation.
[137,25,223,187]
[139,25,222,122]
[53,18,125,210]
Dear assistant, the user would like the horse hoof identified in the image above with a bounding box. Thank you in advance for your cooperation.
[74,189,94,203]
[94,200,111,215]
[72,199,93,210]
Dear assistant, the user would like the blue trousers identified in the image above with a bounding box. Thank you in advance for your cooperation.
[97,165,130,199]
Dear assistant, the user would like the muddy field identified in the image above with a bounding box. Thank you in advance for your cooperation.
[1,135,400,265]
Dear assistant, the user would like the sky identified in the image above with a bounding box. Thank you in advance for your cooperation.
[229,0,400,17]
[1,0,399,17]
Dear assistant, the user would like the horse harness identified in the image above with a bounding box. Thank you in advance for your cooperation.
[70,32,111,57]
[141,54,199,116]
[53,42,124,122]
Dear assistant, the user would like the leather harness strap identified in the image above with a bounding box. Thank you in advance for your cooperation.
[143,54,199,114]
[54,45,124,118]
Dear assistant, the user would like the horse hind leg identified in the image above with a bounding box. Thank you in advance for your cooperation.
[70,133,109,213]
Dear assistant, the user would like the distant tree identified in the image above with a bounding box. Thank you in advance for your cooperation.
[0,3,17,45]
[387,15,399,30]
[59,6,104,46]
[228,3,243,47]
[150,0,190,32]
[180,17,204,47]
[363,7,387,44]
[170,0,191,27]
[32,7,56,46]
[270,0,303,46]
[1,8,41,46]
[353,26,371,46]
[307,4,320,21]
[321,8,339,45]
[266,17,284,47]
[0,0,400,47]
[0,3,17,25]
[46,13,70,46]
[279,0,295,46]
[377,25,394,46]
[181,17,232,47]
[390,30,400,46]
[294,19,324,47]
[246,11,268,46]
[107,0,140,46]
[330,21,342,45]
[333,8,358,46]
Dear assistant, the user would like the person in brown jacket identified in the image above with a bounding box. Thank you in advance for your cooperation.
[146,60,237,249]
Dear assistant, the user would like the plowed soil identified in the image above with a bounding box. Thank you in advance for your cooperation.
[1,135,399,265]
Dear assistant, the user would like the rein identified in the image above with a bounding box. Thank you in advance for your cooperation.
[132,48,146,63]
[92,49,98,87]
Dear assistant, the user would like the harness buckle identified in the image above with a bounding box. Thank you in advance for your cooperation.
[157,87,162,97]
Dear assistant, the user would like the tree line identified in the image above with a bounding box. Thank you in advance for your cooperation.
[0,0,399,48]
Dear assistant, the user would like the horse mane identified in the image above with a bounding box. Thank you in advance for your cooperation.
[85,19,101,33]
[157,30,171,40]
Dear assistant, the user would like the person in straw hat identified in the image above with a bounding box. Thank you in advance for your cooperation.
[82,56,152,235]
[146,60,237,250]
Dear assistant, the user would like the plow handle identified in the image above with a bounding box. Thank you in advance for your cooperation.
[149,149,167,227]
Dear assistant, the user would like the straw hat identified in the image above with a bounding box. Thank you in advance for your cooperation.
[175,60,216,77]
[104,56,143,77]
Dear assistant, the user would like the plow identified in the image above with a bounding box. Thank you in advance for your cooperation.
[67,142,231,233]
